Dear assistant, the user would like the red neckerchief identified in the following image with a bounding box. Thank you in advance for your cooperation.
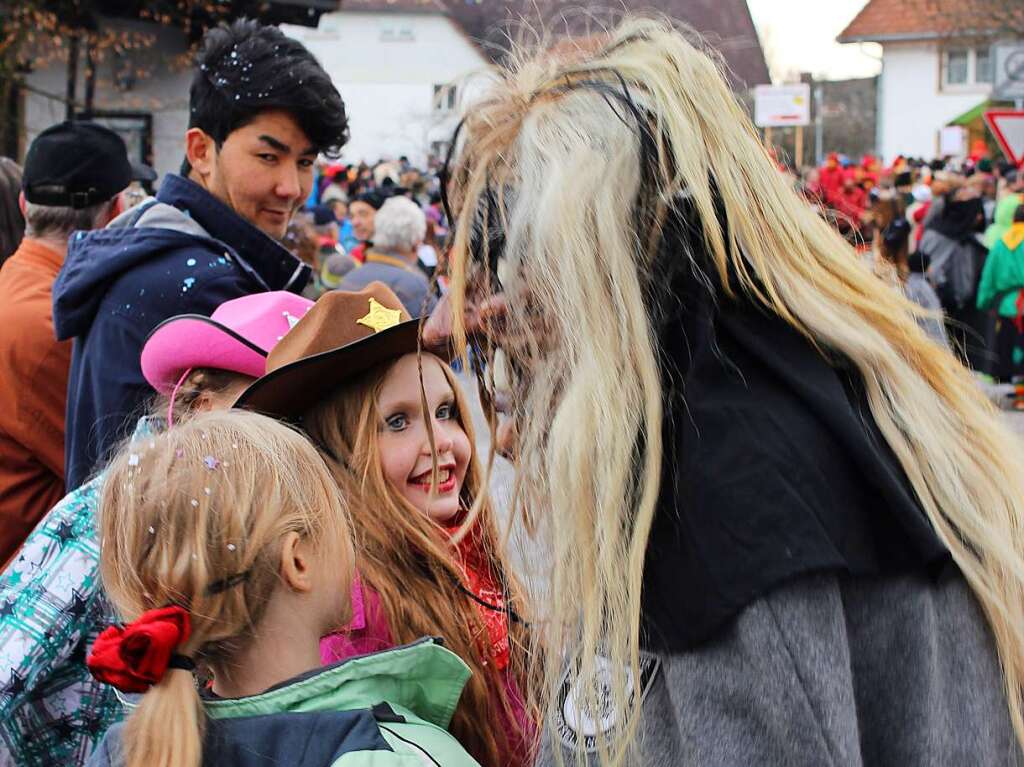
[442,521,511,671]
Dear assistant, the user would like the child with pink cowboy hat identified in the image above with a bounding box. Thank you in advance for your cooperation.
[140,291,314,424]
[0,290,313,767]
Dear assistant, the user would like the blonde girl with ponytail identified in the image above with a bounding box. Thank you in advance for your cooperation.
[429,15,1024,767]
[85,410,482,767]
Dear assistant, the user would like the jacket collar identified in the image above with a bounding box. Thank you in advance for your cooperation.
[10,238,63,276]
[203,638,469,730]
[156,174,308,292]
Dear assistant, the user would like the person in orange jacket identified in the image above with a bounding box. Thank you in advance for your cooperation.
[0,122,132,563]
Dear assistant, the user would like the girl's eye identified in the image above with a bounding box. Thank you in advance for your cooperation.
[436,403,455,420]
[385,414,408,431]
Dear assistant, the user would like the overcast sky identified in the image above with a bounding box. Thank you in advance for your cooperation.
[747,0,883,82]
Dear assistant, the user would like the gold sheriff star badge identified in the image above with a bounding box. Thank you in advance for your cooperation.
[357,297,402,333]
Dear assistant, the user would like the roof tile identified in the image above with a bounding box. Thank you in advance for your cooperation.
[838,0,1023,42]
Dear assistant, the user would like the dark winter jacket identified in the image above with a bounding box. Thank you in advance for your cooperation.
[53,174,309,489]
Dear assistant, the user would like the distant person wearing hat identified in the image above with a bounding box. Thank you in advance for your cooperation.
[339,195,436,317]
[53,18,348,491]
[0,121,131,563]
[348,190,385,264]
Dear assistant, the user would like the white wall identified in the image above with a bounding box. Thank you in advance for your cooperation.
[284,11,489,166]
[878,41,990,162]
[23,19,191,184]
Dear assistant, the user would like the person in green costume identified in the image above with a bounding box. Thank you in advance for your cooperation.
[984,189,1024,250]
[977,204,1024,382]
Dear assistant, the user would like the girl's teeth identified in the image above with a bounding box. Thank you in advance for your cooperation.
[415,469,451,484]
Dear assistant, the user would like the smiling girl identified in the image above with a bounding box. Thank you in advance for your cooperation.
[236,284,534,767]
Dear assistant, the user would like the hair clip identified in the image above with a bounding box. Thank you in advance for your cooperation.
[190,499,199,507]
[203,456,220,470]
[128,454,140,467]
[205,570,250,596]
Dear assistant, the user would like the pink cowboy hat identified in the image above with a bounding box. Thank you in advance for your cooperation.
[140,291,314,394]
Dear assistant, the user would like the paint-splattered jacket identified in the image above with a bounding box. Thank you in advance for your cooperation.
[53,174,310,490]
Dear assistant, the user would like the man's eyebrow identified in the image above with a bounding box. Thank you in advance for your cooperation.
[257,135,290,153]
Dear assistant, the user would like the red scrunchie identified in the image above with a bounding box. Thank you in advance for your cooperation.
[87,606,192,693]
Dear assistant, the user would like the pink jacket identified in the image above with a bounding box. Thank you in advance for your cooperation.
[320,574,534,764]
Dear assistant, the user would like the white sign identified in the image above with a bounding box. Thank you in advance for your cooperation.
[754,84,811,127]
[984,110,1024,166]
[994,43,1024,101]
[939,125,966,157]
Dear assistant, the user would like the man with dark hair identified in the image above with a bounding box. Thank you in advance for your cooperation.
[0,122,130,561]
[54,19,348,489]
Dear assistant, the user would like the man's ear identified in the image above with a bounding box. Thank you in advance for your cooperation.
[185,128,217,180]
[18,191,25,216]
[279,531,315,593]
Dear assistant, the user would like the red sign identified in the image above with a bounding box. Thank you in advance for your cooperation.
[984,109,1024,166]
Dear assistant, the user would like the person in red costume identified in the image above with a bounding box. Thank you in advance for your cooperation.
[819,152,845,204]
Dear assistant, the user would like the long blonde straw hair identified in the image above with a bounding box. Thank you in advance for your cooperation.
[99,410,353,767]
[302,354,534,767]
[443,17,1024,766]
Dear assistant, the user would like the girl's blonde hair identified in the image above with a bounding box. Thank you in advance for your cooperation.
[443,17,1024,766]
[99,409,353,767]
[303,354,534,767]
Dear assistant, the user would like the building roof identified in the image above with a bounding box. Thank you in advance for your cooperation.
[838,0,1022,43]
[332,0,769,88]
[444,0,770,88]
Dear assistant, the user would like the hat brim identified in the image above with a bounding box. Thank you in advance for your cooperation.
[130,161,157,183]
[234,319,428,419]
[141,315,269,394]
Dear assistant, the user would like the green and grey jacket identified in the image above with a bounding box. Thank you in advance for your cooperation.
[86,638,481,767]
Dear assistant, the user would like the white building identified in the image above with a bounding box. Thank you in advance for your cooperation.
[283,1,490,168]
[838,0,1017,162]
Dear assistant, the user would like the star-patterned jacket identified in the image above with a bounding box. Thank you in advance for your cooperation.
[0,421,154,765]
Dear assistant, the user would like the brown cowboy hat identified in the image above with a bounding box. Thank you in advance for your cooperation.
[235,282,432,419]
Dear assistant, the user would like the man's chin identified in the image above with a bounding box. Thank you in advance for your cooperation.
[256,219,290,241]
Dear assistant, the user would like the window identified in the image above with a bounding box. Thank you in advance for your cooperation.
[74,110,152,166]
[976,46,994,83]
[380,21,415,42]
[430,141,450,160]
[942,46,995,89]
[944,49,969,85]
[433,83,457,112]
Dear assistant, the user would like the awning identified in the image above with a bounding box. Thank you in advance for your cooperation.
[949,99,1014,126]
